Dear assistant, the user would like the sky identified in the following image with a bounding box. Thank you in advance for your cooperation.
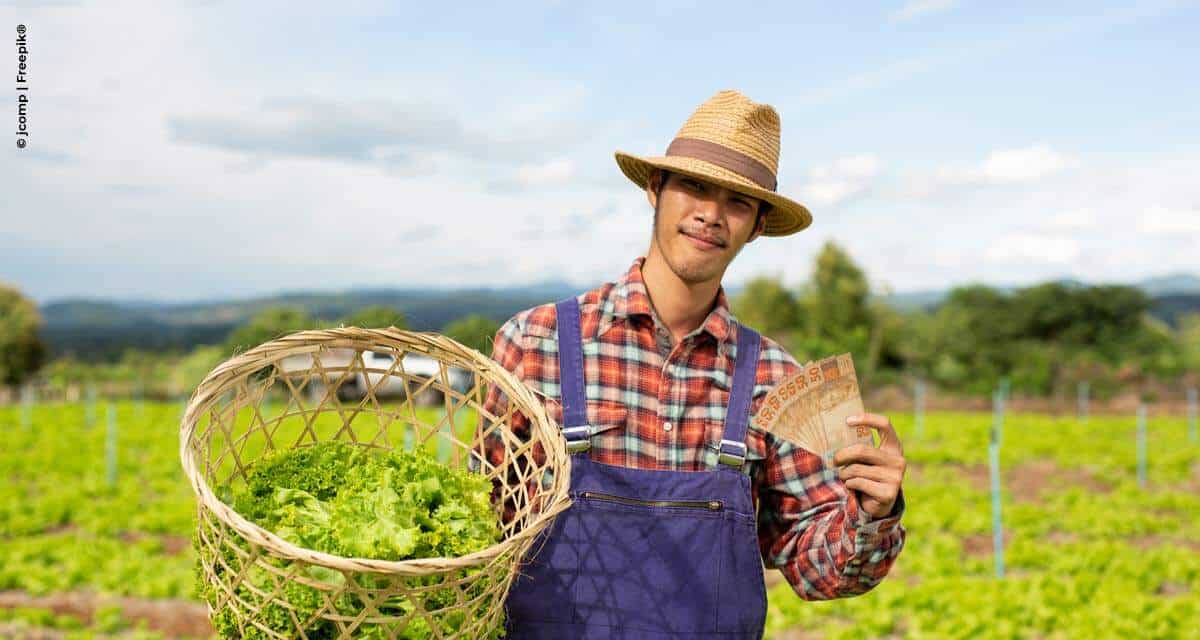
[2,0,1199,305]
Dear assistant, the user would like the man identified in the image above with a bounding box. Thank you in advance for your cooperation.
[480,89,907,639]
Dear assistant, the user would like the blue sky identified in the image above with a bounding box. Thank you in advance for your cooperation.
[3,0,1199,304]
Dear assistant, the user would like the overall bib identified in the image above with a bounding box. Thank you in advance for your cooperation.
[504,295,768,639]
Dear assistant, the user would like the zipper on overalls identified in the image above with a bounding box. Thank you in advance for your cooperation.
[579,490,723,511]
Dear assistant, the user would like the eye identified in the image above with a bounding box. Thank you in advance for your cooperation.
[681,178,702,191]
[732,198,752,210]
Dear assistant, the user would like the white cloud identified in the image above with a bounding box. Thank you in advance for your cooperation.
[984,233,1081,266]
[795,154,882,207]
[889,0,959,23]
[484,157,580,193]
[981,144,1079,182]
[1039,209,1097,232]
[789,3,1184,110]
[167,95,584,172]
[1136,205,1200,235]
[939,143,1079,186]
[898,143,1080,200]
[0,2,617,302]
[515,158,576,187]
[4,2,1198,305]
[830,150,1200,291]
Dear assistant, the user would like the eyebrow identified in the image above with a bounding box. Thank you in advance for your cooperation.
[682,176,757,205]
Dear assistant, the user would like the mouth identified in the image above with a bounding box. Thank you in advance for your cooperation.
[680,230,724,251]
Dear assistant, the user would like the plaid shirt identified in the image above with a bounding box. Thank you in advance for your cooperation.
[480,255,905,600]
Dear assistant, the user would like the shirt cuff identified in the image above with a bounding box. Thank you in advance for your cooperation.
[854,487,905,539]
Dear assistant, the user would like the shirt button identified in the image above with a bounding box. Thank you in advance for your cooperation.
[662,421,673,432]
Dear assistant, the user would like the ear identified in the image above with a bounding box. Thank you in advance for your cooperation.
[746,209,768,243]
[646,169,664,208]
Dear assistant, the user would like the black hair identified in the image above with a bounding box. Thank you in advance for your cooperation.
[654,169,672,199]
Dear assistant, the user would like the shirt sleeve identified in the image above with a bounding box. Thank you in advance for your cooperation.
[472,315,539,525]
[751,397,907,600]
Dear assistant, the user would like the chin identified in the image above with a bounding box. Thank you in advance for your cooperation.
[650,226,728,283]
[671,246,727,283]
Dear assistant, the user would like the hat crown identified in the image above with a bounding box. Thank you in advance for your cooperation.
[672,89,781,175]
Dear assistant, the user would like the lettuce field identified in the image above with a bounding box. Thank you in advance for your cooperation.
[1,400,1197,638]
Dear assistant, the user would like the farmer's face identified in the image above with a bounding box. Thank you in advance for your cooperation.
[646,170,767,285]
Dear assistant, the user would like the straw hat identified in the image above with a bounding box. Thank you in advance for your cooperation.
[614,89,812,237]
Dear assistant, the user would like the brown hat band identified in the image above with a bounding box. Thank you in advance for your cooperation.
[665,137,778,192]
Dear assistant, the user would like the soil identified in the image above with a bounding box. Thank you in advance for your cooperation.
[0,591,212,639]
[1157,581,1191,596]
[863,384,1196,418]
[764,568,785,590]
[0,622,67,639]
[6,526,191,558]
[950,460,1112,502]
[961,530,1011,558]
[118,531,191,556]
[1127,535,1200,553]
[1045,530,1079,545]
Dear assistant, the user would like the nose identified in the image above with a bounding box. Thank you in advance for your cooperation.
[691,196,724,228]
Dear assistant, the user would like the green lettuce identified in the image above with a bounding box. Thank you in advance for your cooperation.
[198,442,504,639]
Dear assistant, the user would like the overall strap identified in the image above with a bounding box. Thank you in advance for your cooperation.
[554,296,591,453]
[719,324,761,468]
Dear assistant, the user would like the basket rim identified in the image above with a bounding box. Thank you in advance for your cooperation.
[179,326,572,576]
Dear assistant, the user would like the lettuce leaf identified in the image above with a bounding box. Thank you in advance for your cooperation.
[203,442,504,638]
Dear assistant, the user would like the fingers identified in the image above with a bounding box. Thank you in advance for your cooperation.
[838,462,902,485]
[832,443,896,468]
[847,412,904,455]
[843,476,898,516]
[843,476,895,501]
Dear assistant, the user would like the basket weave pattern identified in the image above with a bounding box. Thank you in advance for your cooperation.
[179,328,571,639]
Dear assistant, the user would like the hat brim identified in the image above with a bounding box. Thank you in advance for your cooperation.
[614,150,813,237]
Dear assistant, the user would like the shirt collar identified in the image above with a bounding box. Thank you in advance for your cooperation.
[597,255,736,348]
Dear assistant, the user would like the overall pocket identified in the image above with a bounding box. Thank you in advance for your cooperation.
[571,490,726,633]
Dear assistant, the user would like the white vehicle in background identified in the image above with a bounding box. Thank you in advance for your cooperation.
[278,348,474,406]
[357,350,474,405]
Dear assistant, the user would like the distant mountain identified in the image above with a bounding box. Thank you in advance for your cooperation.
[1153,294,1200,327]
[36,272,1200,361]
[39,280,585,360]
[38,300,153,327]
[873,290,948,312]
[878,273,1200,311]
[1136,273,1200,297]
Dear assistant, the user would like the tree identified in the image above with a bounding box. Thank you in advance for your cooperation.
[730,276,802,340]
[787,242,875,369]
[805,241,873,340]
[1013,283,1150,356]
[171,345,228,398]
[0,283,47,386]
[338,305,408,330]
[1181,313,1200,376]
[224,306,316,355]
[442,314,502,356]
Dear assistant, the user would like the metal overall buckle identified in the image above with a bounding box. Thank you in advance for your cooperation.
[563,425,592,453]
[718,438,747,467]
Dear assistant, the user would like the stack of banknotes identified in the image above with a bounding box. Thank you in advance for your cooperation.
[752,352,874,467]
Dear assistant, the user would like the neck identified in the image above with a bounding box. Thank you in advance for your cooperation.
[640,250,721,344]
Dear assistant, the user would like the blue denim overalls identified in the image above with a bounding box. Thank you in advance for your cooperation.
[504,295,768,639]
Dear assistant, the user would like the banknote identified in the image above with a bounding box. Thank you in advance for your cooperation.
[753,353,873,466]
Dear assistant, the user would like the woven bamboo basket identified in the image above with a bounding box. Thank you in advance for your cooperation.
[180,327,571,639]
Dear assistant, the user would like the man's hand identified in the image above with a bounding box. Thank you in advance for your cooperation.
[833,413,906,519]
